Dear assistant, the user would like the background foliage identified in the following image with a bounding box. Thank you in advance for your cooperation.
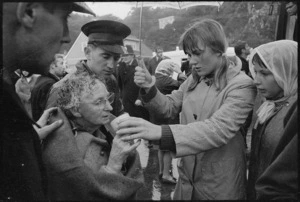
[60,1,278,53]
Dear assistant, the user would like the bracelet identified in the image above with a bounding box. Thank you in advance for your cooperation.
[143,76,156,88]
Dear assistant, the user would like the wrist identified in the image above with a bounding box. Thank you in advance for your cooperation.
[105,163,121,174]
[143,75,156,88]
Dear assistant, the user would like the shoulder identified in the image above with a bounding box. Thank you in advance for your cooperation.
[32,75,56,92]
[227,70,254,88]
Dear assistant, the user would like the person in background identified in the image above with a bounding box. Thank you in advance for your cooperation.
[234,40,252,77]
[31,53,67,121]
[247,40,298,200]
[180,55,192,77]
[15,70,40,117]
[62,20,128,117]
[44,70,144,200]
[117,19,257,200]
[286,2,298,42]
[117,45,150,121]
[147,46,169,75]
[1,2,95,200]
[153,59,187,184]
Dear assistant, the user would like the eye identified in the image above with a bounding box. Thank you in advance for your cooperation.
[95,99,105,105]
[114,55,121,61]
[192,49,204,56]
[102,54,110,59]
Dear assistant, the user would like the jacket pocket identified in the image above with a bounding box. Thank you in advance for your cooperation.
[201,158,244,199]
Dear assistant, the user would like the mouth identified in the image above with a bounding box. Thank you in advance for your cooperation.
[194,67,202,71]
[257,88,266,93]
[102,114,110,119]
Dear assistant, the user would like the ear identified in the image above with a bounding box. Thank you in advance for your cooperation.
[84,46,91,60]
[16,3,39,28]
[70,107,82,118]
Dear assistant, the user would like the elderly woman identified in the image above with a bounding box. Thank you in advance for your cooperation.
[42,71,144,200]
[247,40,298,200]
[117,19,257,200]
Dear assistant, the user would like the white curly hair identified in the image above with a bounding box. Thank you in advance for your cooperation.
[55,71,105,119]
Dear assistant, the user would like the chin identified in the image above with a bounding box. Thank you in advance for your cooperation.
[101,118,110,125]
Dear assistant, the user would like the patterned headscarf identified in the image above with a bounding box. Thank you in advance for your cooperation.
[248,40,298,126]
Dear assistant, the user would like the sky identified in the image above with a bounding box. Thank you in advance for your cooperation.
[85,2,133,20]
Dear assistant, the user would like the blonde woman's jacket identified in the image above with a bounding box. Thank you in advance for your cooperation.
[141,66,257,200]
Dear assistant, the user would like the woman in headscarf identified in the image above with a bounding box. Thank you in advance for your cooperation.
[117,19,257,200]
[247,40,298,200]
[153,59,187,184]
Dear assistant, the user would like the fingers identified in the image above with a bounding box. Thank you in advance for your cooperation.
[37,120,63,140]
[120,134,140,142]
[129,139,141,151]
[117,117,142,129]
[36,107,58,125]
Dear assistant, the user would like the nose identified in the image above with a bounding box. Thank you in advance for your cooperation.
[105,100,113,111]
[107,58,115,70]
[61,24,71,44]
[189,55,197,67]
[253,74,261,86]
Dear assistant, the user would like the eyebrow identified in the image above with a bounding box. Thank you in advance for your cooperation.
[93,93,109,102]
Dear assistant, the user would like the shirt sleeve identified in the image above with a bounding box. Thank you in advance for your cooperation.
[159,125,176,153]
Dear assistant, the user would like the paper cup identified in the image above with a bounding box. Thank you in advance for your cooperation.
[110,112,130,132]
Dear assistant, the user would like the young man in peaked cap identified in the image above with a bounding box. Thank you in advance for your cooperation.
[61,20,131,117]
[1,2,95,200]
[81,20,131,118]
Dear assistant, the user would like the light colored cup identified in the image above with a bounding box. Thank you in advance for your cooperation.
[110,112,130,132]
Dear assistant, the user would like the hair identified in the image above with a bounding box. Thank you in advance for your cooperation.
[86,43,121,61]
[234,41,247,56]
[252,53,267,69]
[155,47,163,52]
[42,3,73,13]
[179,19,229,91]
[56,71,105,119]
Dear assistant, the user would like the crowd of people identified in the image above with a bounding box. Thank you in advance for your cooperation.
[1,2,298,201]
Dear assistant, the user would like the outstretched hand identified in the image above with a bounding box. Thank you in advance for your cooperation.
[116,117,162,141]
[33,107,63,140]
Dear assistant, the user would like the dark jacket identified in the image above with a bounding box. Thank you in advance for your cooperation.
[76,60,124,116]
[117,59,149,120]
[253,99,298,200]
[0,79,47,200]
[31,73,59,121]
[180,60,191,77]
[247,95,298,200]
[238,56,251,78]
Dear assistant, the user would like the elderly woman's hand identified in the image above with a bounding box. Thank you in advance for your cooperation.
[116,117,162,142]
[106,133,141,174]
[33,107,63,140]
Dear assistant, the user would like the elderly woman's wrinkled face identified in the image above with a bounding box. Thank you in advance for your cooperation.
[78,81,113,126]
[188,41,221,77]
[253,62,283,100]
